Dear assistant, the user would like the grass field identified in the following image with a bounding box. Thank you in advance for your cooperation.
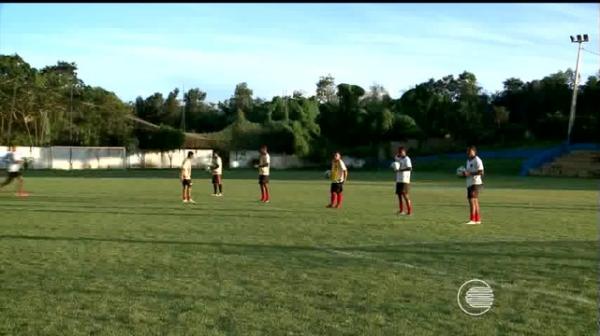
[0,167,597,335]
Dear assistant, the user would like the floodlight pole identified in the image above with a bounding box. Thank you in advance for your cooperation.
[566,35,588,145]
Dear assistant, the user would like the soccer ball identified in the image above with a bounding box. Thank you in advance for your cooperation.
[456,166,466,177]
[231,161,240,169]
[390,161,400,172]
[324,170,331,179]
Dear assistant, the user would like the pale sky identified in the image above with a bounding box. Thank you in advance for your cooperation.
[1,3,598,103]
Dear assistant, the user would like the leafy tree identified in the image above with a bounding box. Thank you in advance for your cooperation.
[316,74,337,104]
[163,88,181,128]
[136,124,184,151]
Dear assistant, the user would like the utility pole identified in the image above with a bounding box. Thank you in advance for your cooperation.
[566,34,589,145]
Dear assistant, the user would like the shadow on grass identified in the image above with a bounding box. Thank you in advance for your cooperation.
[0,285,222,303]
[0,207,291,219]
[0,234,594,262]
[18,169,600,191]
[0,197,302,213]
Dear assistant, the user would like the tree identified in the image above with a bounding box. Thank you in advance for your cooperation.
[163,88,181,128]
[493,106,510,128]
[229,82,253,121]
[136,124,184,152]
[316,74,337,104]
[135,92,165,125]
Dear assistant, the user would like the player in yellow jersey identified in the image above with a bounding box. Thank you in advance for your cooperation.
[326,151,348,209]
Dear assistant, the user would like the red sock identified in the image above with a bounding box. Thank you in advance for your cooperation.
[260,188,265,201]
[264,188,270,201]
[398,198,403,212]
[336,192,343,207]
[330,192,337,205]
[470,212,475,221]
[406,201,412,214]
[475,212,481,222]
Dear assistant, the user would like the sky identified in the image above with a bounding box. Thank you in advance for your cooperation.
[1,3,599,103]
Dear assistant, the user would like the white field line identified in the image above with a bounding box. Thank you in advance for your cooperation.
[319,247,447,276]
[319,247,596,307]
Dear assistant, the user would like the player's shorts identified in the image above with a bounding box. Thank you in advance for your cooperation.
[395,182,410,194]
[467,185,483,199]
[182,179,192,187]
[330,182,344,193]
[212,174,222,184]
[258,175,270,185]
[2,171,22,185]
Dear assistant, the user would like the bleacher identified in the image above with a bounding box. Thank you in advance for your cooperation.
[529,150,600,178]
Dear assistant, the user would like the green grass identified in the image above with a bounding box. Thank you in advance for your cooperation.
[0,169,597,335]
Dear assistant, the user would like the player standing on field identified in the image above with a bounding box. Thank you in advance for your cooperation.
[255,145,271,203]
[463,146,484,225]
[394,146,412,216]
[210,152,223,197]
[180,151,195,204]
[0,146,28,197]
[326,151,348,209]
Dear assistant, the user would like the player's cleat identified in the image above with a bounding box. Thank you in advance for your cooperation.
[326,204,333,208]
[16,192,29,197]
[263,200,270,203]
[183,199,189,203]
[211,194,218,197]
[188,199,196,204]
[334,204,341,209]
[465,220,480,225]
[397,211,406,216]
[216,193,223,197]
[475,221,481,225]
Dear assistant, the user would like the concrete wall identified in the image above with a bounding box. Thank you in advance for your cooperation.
[127,149,212,169]
[0,146,212,170]
[228,151,365,169]
[229,151,305,169]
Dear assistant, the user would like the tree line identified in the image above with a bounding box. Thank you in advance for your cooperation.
[1,54,598,161]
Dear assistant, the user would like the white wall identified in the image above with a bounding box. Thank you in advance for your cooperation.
[0,146,52,169]
[49,147,126,170]
[1,146,363,170]
[127,149,212,169]
[230,151,308,169]
[0,146,212,170]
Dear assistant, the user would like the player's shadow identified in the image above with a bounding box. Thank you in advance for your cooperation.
[418,202,596,212]
[1,234,594,260]
[333,240,597,261]
[0,207,291,219]
[0,200,327,214]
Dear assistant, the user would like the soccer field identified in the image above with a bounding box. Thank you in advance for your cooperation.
[0,170,597,335]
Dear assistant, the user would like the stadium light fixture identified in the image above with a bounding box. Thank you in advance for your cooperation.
[566,33,590,145]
